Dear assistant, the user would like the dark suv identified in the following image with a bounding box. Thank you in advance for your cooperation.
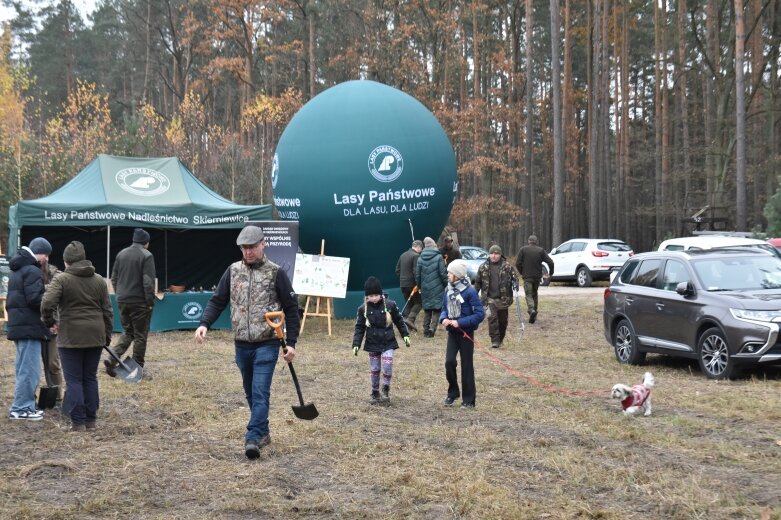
[603,249,781,379]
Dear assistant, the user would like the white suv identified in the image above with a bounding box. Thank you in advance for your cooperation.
[546,238,633,287]
[658,236,780,258]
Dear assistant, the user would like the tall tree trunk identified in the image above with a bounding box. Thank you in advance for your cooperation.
[588,0,600,236]
[143,0,151,102]
[525,0,535,235]
[661,0,670,237]
[562,0,574,240]
[62,1,73,98]
[550,0,563,246]
[620,2,631,241]
[654,0,663,242]
[735,0,747,229]
[308,2,316,99]
[676,0,691,218]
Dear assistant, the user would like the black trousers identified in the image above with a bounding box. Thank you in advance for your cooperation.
[445,330,475,405]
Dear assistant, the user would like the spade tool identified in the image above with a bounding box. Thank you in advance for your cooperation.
[103,347,144,383]
[264,311,319,421]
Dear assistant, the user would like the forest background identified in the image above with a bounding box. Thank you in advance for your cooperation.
[0,0,780,256]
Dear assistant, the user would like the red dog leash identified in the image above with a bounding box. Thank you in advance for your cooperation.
[454,327,610,396]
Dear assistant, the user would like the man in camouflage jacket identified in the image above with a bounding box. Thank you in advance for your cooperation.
[473,245,517,348]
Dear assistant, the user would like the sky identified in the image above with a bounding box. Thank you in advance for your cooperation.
[0,1,99,24]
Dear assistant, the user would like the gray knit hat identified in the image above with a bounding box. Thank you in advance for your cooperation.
[133,228,150,244]
[423,237,437,248]
[447,260,468,279]
[29,237,52,255]
[63,241,86,264]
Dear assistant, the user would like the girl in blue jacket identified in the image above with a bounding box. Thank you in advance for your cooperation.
[439,260,484,408]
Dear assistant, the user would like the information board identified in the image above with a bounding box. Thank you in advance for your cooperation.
[292,254,350,298]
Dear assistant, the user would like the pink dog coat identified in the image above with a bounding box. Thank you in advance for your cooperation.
[621,384,650,410]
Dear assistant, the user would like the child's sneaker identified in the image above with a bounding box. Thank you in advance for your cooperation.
[370,391,382,405]
[9,409,44,421]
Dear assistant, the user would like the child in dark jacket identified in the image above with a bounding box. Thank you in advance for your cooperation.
[439,260,485,408]
[352,276,410,405]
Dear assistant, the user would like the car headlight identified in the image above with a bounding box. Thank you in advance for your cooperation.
[730,308,781,322]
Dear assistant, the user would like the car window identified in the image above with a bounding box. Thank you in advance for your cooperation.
[465,248,488,260]
[661,260,690,291]
[554,243,571,254]
[570,242,587,252]
[634,259,662,288]
[663,244,684,251]
[619,260,640,283]
[693,256,781,291]
[598,242,631,252]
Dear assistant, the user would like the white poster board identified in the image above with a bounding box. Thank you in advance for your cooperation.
[292,254,350,298]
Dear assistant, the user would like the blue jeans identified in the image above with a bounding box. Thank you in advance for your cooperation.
[59,347,102,426]
[235,341,280,442]
[11,339,43,413]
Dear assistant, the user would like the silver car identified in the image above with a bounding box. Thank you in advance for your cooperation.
[603,249,781,379]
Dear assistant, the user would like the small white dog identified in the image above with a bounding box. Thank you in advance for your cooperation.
[611,372,655,417]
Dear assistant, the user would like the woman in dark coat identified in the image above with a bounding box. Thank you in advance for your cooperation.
[415,237,448,338]
[41,241,113,431]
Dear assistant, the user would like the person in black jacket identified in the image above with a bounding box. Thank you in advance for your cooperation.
[395,240,423,327]
[7,237,51,421]
[352,276,410,405]
[105,228,155,375]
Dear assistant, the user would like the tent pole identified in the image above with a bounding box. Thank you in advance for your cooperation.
[106,226,111,278]
[165,230,168,288]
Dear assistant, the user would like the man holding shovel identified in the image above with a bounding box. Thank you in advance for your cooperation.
[195,225,300,460]
[395,240,422,330]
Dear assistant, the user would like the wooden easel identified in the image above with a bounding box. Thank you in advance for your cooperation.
[300,239,333,336]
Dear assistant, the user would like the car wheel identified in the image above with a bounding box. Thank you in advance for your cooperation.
[576,266,592,288]
[697,327,735,379]
[613,319,646,365]
[540,265,551,286]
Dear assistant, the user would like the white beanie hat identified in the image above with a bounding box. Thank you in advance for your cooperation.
[447,259,468,279]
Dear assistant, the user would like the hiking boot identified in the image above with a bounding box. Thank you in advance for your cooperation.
[381,385,390,404]
[103,359,117,378]
[443,396,456,406]
[245,439,261,459]
[70,423,86,432]
[370,391,382,405]
[529,310,537,324]
[9,409,43,421]
[85,421,97,430]
[491,342,500,348]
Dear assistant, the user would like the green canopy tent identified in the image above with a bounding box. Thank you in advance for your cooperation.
[8,155,272,290]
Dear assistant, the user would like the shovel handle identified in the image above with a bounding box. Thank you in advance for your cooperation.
[264,311,287,352]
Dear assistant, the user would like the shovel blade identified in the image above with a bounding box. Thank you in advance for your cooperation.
[115,359,144,384]
[292,403,319,420]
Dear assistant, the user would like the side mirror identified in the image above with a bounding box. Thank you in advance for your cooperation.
[676,281,694,296]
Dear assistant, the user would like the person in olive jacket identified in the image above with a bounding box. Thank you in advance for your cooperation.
[7,237,51,421]
[352,276,410,405]
[415,237,448,338]
[473,245,518,348]
[515,234,554,323]
[41,241,113,431]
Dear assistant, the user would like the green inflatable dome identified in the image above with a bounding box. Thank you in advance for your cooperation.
[273,80,456,316]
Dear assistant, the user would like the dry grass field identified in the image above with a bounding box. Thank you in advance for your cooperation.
[2,287,781,519]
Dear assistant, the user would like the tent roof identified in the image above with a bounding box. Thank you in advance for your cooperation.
[10,154,271,230]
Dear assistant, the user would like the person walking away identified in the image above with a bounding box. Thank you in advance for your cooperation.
[40,258,64,402]
[194,225,300,460]
[105,228,155,376]
[473,245,517,348]
[515,235,554,324]
[439,260,484,408]
[439,235,462,265]
[41,242,113,431]
[395,240,423,328]
[415,237,448,338]
[7,237,51,421]
[352,276,410,405]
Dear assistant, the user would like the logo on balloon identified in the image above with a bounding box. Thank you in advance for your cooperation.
[368,145,403,183]
[271,153,279,189]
